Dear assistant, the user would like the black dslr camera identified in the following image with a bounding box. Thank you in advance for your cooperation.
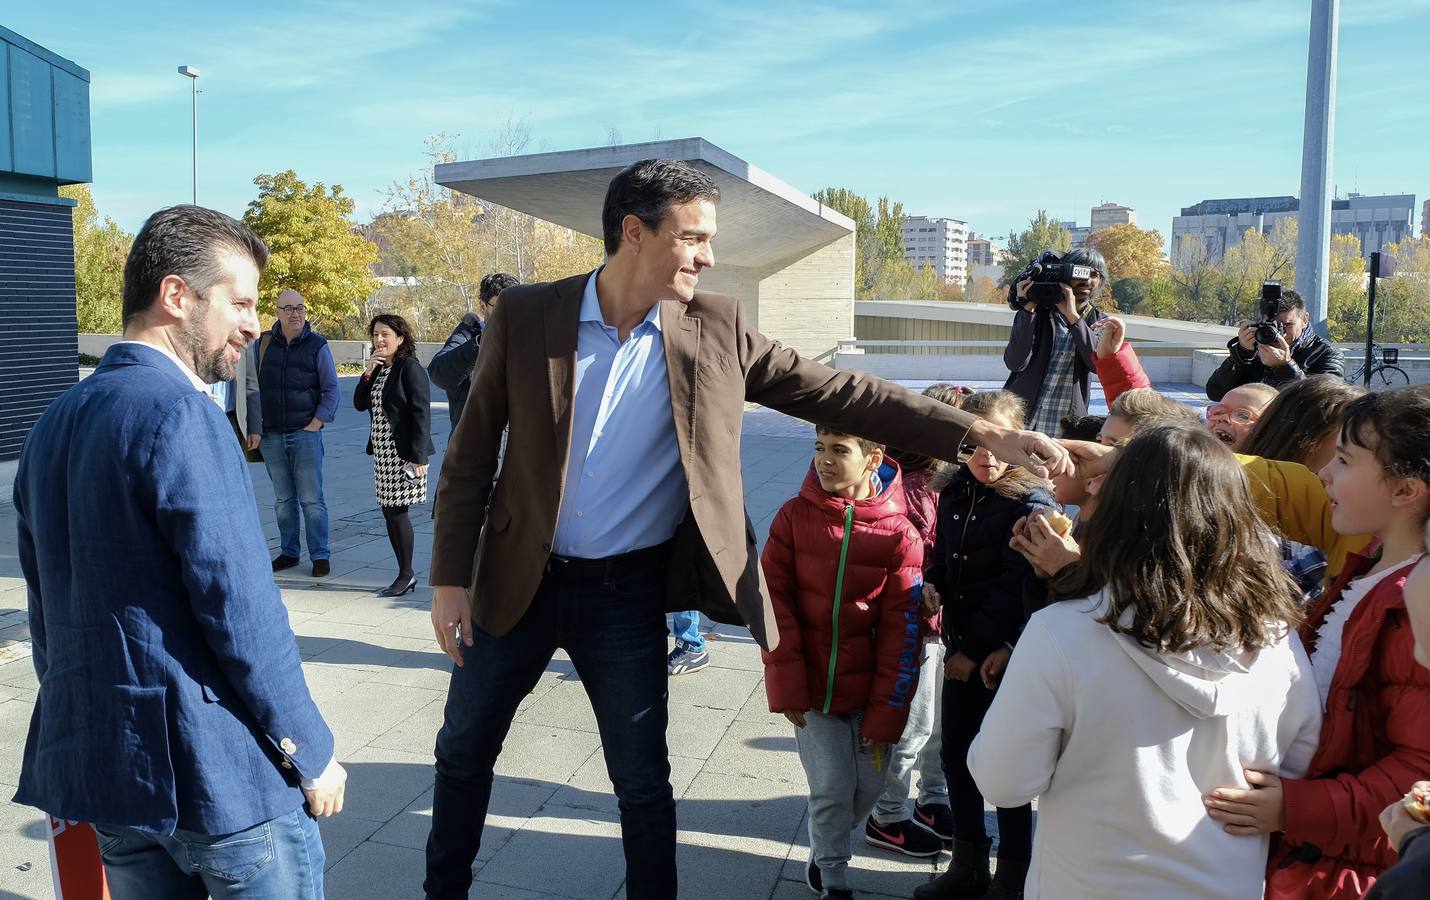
[1009,251,1096,309]
[1255,281,1286,345]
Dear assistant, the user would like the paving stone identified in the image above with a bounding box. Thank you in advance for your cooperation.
[703,720,808,787]
[475,808,626,900]
[321,837,427,900]
[492,723,602,784]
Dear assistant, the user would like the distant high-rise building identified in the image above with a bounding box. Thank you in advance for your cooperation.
[966,233,1006,269]
[1421,198,1429,237]
[1059,220,1091,248]
[1090,202,1136,230]
[899,216,968,285]
[1172,193,1415,267]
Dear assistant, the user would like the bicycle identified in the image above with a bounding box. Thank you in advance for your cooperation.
[1346,345,1410,387]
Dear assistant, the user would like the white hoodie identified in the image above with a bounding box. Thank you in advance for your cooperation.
[968,591,1322,900]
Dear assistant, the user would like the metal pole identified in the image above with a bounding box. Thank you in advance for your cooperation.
[191,77,198,205]
[1363,251,1379,386]
[1295,0,1339,338]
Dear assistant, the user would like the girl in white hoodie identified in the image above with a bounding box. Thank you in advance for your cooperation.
[966,424,1323,900]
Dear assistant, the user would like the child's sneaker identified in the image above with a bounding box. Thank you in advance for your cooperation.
[864,815,944,858]
[666,640,709,676]
[805,857,823,893]
[914,800,956,842]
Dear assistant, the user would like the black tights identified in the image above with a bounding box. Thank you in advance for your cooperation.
[382,504,414,583]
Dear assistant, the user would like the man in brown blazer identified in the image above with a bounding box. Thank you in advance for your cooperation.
[422,160,1069,900]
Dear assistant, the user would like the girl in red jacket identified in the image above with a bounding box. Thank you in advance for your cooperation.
[761,427,925,899]
[1204,385,1430,899]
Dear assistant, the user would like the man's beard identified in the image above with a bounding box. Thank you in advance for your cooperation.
[178,300,237,384]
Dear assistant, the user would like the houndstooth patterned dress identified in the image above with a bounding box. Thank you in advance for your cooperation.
[370,366,427,508]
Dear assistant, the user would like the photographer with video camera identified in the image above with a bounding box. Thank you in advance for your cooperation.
[1205,282,1344,402]
[1003,248,1108,436]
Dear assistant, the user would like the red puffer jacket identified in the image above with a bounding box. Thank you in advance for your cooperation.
[761,461,924,743]
[1268,550,1430,900]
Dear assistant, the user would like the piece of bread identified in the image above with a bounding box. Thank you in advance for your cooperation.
[1039,509,1073,537]
[1406,784,1430,825]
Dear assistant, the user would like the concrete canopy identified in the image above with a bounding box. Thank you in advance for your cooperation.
[435,137,852,272]
[435,138,858,359]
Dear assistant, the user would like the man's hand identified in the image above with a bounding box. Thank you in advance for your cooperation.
[245,433,261,451]
[1055,283,1080,326]
[303,418,323,432]
[302,761,347,817]
[920,583,942,618]
[1257,330,1293,369]
[968,418,1072,479]
[1204,769,1285,836]
[1059,439,1118,480]
[1236,321,1258,352]
[945,651,977,682]
[431,584,474,665]
[1092,316,1126,359]
[1010,513,1080,580]
[782,709,808,728]
[979,647,1011,689]
[1381,783,1430,852]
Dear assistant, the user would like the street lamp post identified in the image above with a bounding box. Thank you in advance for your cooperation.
[177,66,200,204]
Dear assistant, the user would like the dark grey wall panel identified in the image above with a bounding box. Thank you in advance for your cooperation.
[0,198,77,461]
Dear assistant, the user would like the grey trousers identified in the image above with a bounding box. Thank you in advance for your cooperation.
[872,640,950,823]
[795,710,885,891]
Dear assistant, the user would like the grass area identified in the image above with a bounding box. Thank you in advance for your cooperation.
[337,363,367,375]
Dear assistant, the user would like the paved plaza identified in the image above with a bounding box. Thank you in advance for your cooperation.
[0,375,1208,900]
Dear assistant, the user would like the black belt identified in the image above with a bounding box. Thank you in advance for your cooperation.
[545,540,672,573]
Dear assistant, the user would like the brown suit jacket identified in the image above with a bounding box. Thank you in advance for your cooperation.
[430,271,982,651]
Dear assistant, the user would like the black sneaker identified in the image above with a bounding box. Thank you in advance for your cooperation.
[864,815,943,858]
[667,641,710,676]
[312,560,330,577]
[806,858,822,893]
[272,555,300,572]
[914,800,956,842]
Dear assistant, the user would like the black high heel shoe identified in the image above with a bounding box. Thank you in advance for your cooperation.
[379,575,418,597]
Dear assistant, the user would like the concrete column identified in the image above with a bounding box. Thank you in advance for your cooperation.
[1295,0,1340,337]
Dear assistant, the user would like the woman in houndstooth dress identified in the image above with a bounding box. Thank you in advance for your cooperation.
[355,314,434,597]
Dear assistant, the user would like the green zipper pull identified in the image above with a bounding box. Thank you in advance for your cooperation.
[823,502,855,714]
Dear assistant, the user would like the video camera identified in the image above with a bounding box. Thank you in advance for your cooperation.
[1255,281,1286,345]
[1009,251,1097,309]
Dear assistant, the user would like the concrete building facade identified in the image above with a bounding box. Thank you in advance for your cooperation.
[899,215,968,285]
[965,233,1005,268]
[435,138,855,361]
[1090,202,1136,229]
[0,27,90,461]
[1172,193,1416,267]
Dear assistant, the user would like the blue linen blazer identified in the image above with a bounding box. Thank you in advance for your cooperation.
[12,342,334,835]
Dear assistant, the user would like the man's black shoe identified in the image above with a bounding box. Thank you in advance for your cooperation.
[312,560,330,577]
[272,555,300,572]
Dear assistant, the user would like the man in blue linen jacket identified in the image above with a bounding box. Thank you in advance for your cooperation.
[13,205,344,899]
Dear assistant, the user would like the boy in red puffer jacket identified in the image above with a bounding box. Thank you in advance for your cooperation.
[762,426,924,900]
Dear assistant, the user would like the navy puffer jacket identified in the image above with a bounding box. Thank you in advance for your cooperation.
[926,466,1055,662]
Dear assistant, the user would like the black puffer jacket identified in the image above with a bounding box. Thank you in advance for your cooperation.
[926,467,1056,662]
[1205,331,1345,401]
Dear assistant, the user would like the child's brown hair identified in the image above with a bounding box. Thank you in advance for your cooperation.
[814,426,883,456]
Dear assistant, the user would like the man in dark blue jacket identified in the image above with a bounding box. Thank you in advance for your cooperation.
[254,289,340,576]
[428,272,518,431]
[13,205,344,899]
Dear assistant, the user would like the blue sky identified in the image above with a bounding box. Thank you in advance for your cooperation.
[10,0,1430,245]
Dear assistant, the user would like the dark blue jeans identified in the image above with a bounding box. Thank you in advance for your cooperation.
[424,548,676,900]
[95,807,325,899]
[260,428,329,561]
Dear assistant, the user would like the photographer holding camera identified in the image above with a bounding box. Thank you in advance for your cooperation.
[1205,283,1344,402]
[1003,248,1109,436]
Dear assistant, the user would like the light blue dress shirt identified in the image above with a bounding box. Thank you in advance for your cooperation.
[205,378,234,413]
[551,269,688,558]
